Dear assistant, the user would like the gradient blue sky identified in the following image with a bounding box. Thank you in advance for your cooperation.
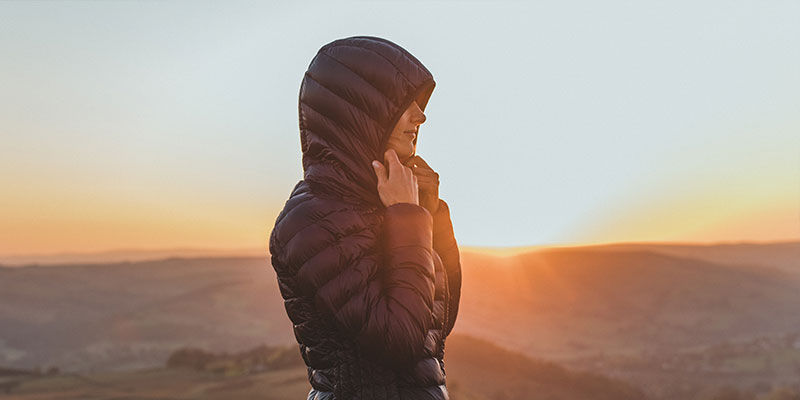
[1,1,798,255]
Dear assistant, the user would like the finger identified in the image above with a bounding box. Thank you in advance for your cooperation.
[416,174,438,184]
[411,168,438,178]
[416,178,439,189]
[409,158,435,179]
[416,174,439,183]
[384,150,395,180]
[385,149,402,168]
[372,160,387,184]
[385,149,405,179]
[413,155,433,170]
[412,172,439,186]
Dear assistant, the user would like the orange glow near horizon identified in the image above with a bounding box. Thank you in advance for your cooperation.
[1,164,797,257]
[0,184,285,256]
[2,150,798,257]
[565,166,799,246]
[1,184,795,257]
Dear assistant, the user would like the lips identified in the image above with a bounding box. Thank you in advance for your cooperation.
[404,130,417,139]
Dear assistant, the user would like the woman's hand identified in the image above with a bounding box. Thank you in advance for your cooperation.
[372,149,419,207]
[405,155,439,214]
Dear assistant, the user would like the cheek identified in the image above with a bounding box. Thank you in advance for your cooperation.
[389,133,410,145]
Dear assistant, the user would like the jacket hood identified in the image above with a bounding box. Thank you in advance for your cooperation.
[298,35,436,208]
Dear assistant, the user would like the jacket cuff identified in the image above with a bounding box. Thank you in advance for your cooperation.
[384,202,434,250]
[432,199,457,251]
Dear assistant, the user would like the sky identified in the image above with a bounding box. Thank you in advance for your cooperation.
[1,0,798,257]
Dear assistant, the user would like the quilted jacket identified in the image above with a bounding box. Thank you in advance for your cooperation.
[268,36,462,399]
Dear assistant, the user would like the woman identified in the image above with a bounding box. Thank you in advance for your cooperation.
[269,35,462,400]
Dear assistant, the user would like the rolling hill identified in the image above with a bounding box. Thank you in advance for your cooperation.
[1,241,798,399]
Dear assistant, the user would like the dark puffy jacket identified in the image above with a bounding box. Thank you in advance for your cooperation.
[268,36,462,399]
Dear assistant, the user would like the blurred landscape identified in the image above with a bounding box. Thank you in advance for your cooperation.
[1,241,800,399]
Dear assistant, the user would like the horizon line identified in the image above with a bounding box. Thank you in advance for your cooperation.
[1,238,797,267]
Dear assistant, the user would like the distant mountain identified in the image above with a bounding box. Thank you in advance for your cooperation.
[456,244,800,399]
[0,247,266,267]
[574,240,800,275]
[1,241,798,399]
[458,244,800,360]
[0,257,295,371]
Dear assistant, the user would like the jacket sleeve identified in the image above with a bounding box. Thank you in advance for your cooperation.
[281,201,437,368]
[431,198,462,337]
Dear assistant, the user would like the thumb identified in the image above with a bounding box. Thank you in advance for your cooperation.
[372,160,387,184]
[413,155,433,171]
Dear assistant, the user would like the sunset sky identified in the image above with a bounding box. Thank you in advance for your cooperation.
[1,1,798,257]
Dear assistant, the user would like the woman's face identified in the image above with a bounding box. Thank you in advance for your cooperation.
[386,100,426,164]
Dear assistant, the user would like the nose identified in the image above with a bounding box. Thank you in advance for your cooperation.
[413,108,426,125]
